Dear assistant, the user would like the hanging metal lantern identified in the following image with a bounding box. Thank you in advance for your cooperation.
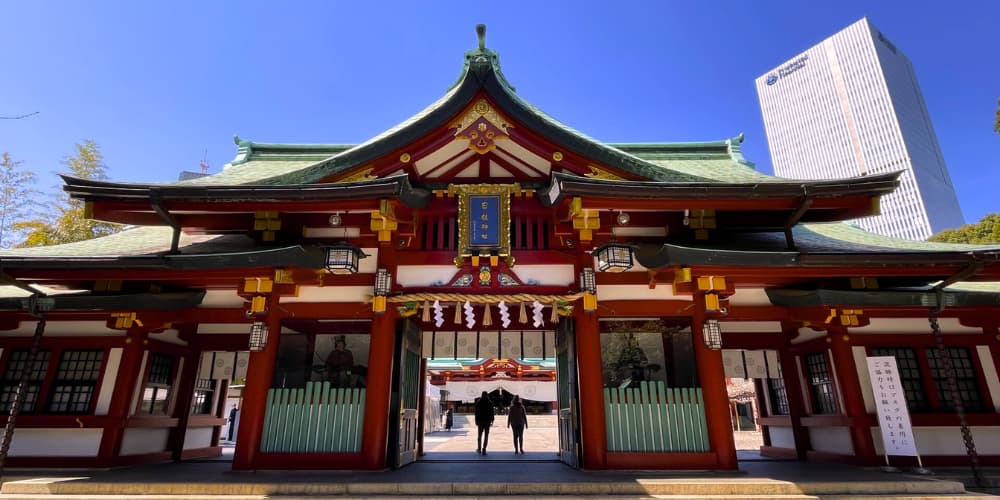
[702,319,722,350]
[593,242,634,273]
[325,243,365,275]
[579,267,597,294]
[249,321,269,352]
[375,268,392,296]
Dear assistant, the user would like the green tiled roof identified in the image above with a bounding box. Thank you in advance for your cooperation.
[0,226,244,257]
[799,223,1000,252]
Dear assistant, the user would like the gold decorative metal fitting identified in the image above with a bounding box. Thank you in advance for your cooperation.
[399,153,411,163]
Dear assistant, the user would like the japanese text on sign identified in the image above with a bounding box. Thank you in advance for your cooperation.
[469,195,500,247]
[865,356,918,456]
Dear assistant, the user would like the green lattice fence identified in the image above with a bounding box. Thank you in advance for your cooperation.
[604,382,709,452]
[261,382,365,453]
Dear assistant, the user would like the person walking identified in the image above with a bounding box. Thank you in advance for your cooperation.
[507,395,528,454]
[444,408,454,431]
[474,391,494,455]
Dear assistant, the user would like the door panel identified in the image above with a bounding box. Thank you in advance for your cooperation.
[556,318,579,468]
[391,320,422,468]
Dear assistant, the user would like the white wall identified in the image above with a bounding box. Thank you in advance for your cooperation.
[120,428,169,456]
[94,348,123,415]
[183,427,214,450]
[871,426,1000,455]
[809,427,854,455]
[7,428,102,457]
[768,426,796,449]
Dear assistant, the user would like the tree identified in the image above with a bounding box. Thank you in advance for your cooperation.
[928,213,1000,244]
[14,141,122,247]
[995,98,1000,135]
[993,99,1000,134]
[0,152,40,249]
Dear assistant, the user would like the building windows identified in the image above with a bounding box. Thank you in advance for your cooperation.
[191,378,216,415]
[767,377,790,415]
[926,347,983,412]
[47,350,104,414]
[0,350,52,414]
[140,353,175,415]
[870,347,927,412]
[804,353,838,414]
[871,346,985,413]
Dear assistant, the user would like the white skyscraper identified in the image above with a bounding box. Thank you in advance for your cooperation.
[755,18,963,240]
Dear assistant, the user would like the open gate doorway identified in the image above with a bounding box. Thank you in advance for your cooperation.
[388,319,577,467]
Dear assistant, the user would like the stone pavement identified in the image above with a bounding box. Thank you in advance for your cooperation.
[0,415,994,498]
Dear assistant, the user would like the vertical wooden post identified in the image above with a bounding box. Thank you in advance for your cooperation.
[828,328,876,465]
[574,305,607,469]
[97,328,148,466]
[777,328,810,460]
[692,302,737,469]
[169,348,200,461]
[416,357,427,456]
[232,294,282,470]
[361,309,398,469]
[211,379,230,447]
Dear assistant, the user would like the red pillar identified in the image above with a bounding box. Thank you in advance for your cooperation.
[168,348,199,461]
[232,294,282,470]
[692,303,737,469]
[97,328,148,466]
[361,309,398,469]
[574,306,607,469]
[777,337,810,460]
[828,328,876,464]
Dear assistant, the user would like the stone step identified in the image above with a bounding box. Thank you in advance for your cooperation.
[0,478,970,498]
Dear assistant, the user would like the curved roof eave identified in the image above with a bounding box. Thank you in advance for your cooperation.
[0,245,329,271]
[540,171,901,207]
[765,287,1000,308]
[61,173,431,209]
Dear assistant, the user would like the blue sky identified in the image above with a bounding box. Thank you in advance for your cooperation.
[2,1,998,228]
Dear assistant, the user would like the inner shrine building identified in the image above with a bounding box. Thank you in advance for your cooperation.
[1,26,999,472]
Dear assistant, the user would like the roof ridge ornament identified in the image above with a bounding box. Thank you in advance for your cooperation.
[477,24,486,51]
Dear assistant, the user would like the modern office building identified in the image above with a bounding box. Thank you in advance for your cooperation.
[755,17,964,240]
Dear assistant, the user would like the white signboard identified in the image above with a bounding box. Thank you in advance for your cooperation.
[866,356,918,456]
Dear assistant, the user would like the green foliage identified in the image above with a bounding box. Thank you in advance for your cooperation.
[0,152,40,248]
[13,141,122,247]
[995,98,1000,135]
[928,213,1000,244]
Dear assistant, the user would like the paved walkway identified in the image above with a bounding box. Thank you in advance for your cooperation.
[0,415,994,497]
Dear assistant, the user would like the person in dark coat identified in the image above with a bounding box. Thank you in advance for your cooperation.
[444,408,454,431]
[507,395,528,454]
[474,391,495,455]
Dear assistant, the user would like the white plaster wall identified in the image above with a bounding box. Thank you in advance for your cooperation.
[280,286,371,303]
[9,321,122,336]
[8,428,103,457]
[728,288,772,306]
[396,265,465,287]
[719,321,782,333]
[196,323,250,334]
[94,348,123,415]
[809,426,854,455]
[871,426,1000,455]
[978,346,1000,412]
[792,328,826,344]
[509,264,574,287]
[596,284,681,301]
[768,426,796,449]
[827,351,847,415]
[198,289,246,308]
[183,427,214,450]
[850,317,981,334]
[853,346,876,414]
[120,428,169,456]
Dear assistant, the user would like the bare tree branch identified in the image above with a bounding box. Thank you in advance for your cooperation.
[0,112,40,120]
